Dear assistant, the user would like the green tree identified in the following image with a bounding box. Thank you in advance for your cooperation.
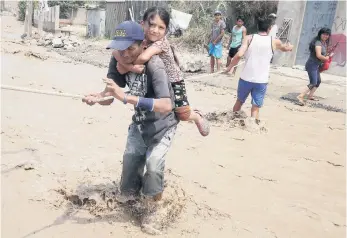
[17,0,27,21]
[47,1,85,19]
[229,1,278,33]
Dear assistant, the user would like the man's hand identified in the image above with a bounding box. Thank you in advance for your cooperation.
[82,93,102,106]
[274,39,294,52]
[277,40,293,52]
[82,91,114,106]
[213,40,217,45]
[103,78,125,101]
[328,52,334,57]
[285,42,294,51]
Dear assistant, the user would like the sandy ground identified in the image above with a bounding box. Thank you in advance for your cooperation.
[1,15,346,238]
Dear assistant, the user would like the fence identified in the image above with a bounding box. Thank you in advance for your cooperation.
[105,1,167,38]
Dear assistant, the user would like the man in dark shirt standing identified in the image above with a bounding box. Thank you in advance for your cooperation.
[82,21,178,234]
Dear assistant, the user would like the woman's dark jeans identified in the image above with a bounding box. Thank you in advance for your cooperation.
[305,59,321,90]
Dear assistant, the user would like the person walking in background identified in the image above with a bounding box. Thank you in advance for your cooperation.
[224,18,293,121]
[297,28,333,106]
[268,13,278,64]
[226,16,247,77]
[208,10,226,73]
[268,13,278,38]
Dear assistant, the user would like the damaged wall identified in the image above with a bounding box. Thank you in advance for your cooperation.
[326,0,346,76]
[274,0,346,77]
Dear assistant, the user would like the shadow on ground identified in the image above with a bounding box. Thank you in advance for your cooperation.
[280,92,345,113]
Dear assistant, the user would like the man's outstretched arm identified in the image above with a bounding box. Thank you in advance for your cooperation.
[274,39,293,52]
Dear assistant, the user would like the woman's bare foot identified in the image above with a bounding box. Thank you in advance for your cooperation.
[194,110,210,136]
[296,95,305,106]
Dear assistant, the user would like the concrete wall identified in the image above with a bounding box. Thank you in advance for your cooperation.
[275,0,346,77]
[86,9,105,38]
[1,1,18,14]
[33,5,60,33]
[273,1,307,66]
[326,0,346,76]
[58,8,87,26]
[72,7,87,25]
[295,1,337,66]
[1,0,6,12]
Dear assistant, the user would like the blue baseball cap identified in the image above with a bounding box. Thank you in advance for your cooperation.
[106,21,144,50]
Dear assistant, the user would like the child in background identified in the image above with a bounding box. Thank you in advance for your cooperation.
[226,16,247,77]
[208,10,226,73]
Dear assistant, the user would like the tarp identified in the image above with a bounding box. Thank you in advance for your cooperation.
[170,8,192,30]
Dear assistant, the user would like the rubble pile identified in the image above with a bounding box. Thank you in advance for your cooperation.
[25,32,82,50]
[180,55,204,73]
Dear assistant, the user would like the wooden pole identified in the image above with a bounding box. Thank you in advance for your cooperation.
[24,0,33,37]
[28,1,33,37]
[0,85,114,102]
[38,11,44,36]
[0,0,5,12]
[24,1,29,34]
[0,61,247,101]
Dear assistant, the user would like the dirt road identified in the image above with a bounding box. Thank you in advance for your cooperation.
[1,15,346,238]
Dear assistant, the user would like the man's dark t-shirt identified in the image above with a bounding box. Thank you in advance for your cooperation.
[107,55,178,146]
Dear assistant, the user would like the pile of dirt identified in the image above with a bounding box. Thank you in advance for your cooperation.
[205,110,268,133]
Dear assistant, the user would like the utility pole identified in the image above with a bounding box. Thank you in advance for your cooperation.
[37,0,46,36]
[23,0,33,37]
[0,0,5,12]
[38,10,44,36]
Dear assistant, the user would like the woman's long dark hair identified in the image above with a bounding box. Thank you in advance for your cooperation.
[142,7,180,66]
[309,27,331,53]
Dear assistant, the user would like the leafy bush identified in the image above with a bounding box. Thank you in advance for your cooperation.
[169,0,278,48]
[169,1,226,47]
[48,0,85,19]
[228,1,278,33]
